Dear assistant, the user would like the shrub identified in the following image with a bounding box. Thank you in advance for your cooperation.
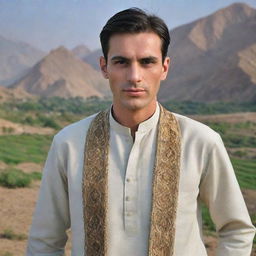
[2,252,14,256]
[29,171,42,180]
[23,116,35,125]
[2,127,14,134]
[37,114,61,129]
[1,229,27,240]
[233,150,247,158]
[206,122,229,135]
[0,168,31,188]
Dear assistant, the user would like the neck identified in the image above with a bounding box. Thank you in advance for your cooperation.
[112,103,157,139]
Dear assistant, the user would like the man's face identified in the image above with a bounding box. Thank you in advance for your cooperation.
[100,32,170,113]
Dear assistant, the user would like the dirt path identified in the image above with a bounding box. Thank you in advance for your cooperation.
[0,183,40,255]
[0,180,71,256]
[0,118,54,135]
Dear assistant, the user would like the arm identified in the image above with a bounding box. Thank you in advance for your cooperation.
[26,135,70,256]
[199,134,255,256]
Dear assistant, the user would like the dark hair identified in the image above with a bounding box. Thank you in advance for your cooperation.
[100,8,170,63]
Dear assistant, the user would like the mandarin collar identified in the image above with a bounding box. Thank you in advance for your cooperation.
[109,103,160,136]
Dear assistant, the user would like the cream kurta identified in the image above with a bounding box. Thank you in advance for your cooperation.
[27,105,255,256]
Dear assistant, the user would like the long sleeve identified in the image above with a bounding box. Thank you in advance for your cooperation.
[26,135,70,256]
[199,134,255,256]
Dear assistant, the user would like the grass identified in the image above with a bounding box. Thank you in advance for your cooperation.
[0,168,42,188]
[202,204,216,232]
[231,158,256,190]
[202,157,256,242]
[224,134,256,148]
[0,168,31,188]
[29,171,42,180]
[163,100,256,115]
[205,121,256,148]
[0,134,53,164]
[1,252,14,256]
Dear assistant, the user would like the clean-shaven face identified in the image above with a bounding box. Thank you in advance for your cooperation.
[100,32,170,113]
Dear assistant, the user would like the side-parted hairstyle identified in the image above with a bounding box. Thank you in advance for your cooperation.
[100,8,170,63]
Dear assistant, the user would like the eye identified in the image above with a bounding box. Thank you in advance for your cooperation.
[140,58,156,65]
[114,60,126,65]
[112,57,129,65]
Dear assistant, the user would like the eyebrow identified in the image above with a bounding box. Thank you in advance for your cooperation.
[111,56,129,62]
[110,55,159,62]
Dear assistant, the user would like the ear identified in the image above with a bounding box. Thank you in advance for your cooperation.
[160,57,170,81]
[100,56,108,79]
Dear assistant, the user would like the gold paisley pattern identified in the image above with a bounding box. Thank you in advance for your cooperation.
[82,105,181,256]
[148,105,181,256]
[83,110,110,255]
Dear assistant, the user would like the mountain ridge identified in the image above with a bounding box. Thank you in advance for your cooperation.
[0,35,45,86]
[4,3,256,102]
[159,2,256,102]
[10,46,111,98]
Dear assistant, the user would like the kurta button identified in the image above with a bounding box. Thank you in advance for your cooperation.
[126,178,131,182]
[125,196,130,201]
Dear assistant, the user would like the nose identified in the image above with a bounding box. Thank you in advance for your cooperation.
[127,63,142,84]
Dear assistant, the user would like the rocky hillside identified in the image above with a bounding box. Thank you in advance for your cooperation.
[0,35,45,86]
[0,86,34,102]
[83,49,102,70]
[3,3,256,102]
[10,47,110,98]
[72,44,91,59]
[159,3,256,102]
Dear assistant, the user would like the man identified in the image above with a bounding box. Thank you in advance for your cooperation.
[27,8,255,256]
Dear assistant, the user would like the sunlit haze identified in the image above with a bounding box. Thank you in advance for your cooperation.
[0,0,256,51]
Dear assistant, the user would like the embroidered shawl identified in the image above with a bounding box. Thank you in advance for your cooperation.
[82,105,181,256]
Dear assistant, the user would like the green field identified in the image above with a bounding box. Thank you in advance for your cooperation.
[202,157,256,232]
[0,134,255,194]
[0,99,255,246]
[232,158,256,190]
[0,134,53,164]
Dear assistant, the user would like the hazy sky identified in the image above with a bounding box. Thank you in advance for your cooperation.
[0,0,256,52]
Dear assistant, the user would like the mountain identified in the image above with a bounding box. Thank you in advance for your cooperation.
[159,3,256,102]
[5,3,256,102]
[83,49,102,70]
[0,86,34,102]
[72,44,91,59]
[0,35,45,86]
[10,46,110,98]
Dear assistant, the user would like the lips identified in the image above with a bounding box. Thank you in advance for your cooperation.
[124,87,145,92]
[123,88,146,96]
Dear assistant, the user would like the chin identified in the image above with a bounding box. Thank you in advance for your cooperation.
[122,99,153,111]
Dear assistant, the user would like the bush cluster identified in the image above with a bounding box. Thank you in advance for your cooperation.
[163,100,256,115]
[1,229,27,240]
[0,168,42,188]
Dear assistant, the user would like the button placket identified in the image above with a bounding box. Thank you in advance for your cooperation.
[124,134,142,234]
